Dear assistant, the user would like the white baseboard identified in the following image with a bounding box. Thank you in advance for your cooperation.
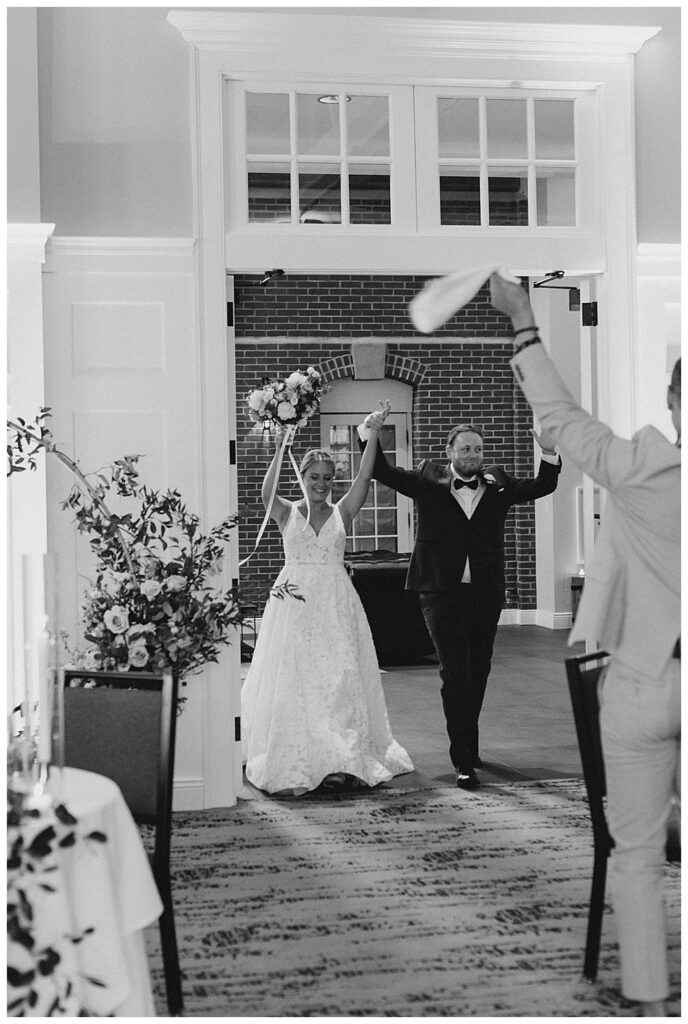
[172,777,205,811]
[499,609,572,629]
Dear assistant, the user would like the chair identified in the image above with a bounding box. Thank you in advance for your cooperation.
[565,650,613,982]
[60,669,183,1015]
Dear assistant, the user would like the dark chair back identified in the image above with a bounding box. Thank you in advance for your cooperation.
[565,650,612,981]
[565,651,613,853]
[61,669,177,831]
[60,668,183,1014]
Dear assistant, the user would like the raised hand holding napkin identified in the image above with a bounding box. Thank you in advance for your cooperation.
[409,265,522,334]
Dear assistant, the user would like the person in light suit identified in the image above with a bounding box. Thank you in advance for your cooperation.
[489,272,680,1018]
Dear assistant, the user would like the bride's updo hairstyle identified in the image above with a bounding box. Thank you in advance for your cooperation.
[299,448,335,474]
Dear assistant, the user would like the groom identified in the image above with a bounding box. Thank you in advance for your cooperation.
[359,410,560,789]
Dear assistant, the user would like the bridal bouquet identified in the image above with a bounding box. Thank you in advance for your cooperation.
[246,366,326,429]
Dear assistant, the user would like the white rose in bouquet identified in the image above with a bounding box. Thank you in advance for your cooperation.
[248,390,265,412]
[277,400,297,420]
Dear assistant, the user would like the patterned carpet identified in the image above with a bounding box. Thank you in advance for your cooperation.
[146,779,681,1017]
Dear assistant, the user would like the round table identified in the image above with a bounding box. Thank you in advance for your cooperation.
[9,766,163,1016]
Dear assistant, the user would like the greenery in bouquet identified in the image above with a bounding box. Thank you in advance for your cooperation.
[246,366,326,429]
[8,411,244,704]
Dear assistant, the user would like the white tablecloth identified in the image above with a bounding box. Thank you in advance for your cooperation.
[11,767,163,1016]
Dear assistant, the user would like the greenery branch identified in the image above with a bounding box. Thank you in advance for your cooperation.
[7,410,137,576]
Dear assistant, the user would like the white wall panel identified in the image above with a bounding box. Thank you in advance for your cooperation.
[42,238,238,809]
[72,302,166,373]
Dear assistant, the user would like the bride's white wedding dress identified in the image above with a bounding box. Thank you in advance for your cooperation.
[242,501,414,795]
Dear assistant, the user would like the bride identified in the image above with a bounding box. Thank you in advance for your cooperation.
[241,403,414,796]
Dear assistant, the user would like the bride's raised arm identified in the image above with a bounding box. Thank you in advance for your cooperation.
[337,400,391,530]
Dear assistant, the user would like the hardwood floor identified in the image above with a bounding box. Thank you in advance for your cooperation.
[380,625,586,789]
[242,624,587,796]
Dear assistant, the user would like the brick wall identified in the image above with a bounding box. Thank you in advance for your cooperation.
[234,274,538,612]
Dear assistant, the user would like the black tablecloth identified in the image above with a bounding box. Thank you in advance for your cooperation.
[345,552,436,666]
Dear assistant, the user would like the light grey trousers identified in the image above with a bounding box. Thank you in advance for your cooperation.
[599,655,681,1003]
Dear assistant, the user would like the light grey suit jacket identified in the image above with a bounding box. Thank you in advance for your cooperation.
[512,343,680,678]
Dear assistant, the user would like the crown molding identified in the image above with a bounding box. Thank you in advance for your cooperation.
[168,11,659,62]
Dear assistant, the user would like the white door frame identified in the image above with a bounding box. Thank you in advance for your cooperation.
[170,10,656,805]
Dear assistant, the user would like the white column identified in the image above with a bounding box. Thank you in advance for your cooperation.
[7,224,55,717]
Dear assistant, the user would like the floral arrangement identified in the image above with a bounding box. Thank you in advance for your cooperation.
[246,366,326,429]
[8,411,244,706]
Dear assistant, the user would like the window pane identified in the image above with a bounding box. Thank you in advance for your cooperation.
[438,97,480,158]
[373,481,396,509]
[488,167,528,226]
[332,481,348,503]
[247,164,291,223]
[376,509,396,534]
[379,425,396,453]
[486,99,527,159]
[440,169,481,225]
[354,537,377,552]
[329,424,350,447]
[348,95,389,156]
[298,166,341,224]
[297,93,340,155]
[246,92,290,154]
[349,168,391,224]
[536,169,576,225]
[332,451,351,481]
[375,486,395,507]
[534,100,575,159]
[357,510,376,536]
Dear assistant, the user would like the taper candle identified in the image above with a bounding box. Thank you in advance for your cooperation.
[37,622,51,764]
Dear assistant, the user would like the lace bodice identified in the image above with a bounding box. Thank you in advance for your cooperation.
[282,502,347,565]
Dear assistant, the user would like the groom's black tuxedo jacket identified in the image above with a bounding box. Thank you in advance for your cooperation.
[364,440,561,599]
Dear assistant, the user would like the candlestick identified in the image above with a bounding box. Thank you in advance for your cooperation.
[37,623,51,765]
[21,554,42,746]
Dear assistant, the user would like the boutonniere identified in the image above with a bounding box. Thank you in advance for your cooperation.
[481,467,507,492]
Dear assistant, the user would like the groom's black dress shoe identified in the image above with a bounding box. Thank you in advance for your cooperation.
[455,767,480,790]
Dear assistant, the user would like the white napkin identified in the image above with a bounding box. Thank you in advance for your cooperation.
[409,265,521,334]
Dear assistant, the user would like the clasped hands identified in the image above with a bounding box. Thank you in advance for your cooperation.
[362,400,392,432]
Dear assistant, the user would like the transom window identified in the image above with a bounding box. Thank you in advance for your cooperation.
[225,81,593,236]
[434,96,577,227]
[225,84,416,228]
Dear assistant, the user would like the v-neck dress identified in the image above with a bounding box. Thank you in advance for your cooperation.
[241,502,413,795]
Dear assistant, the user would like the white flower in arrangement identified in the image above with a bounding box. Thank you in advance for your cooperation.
[82,648,100,670]
[277,400,297,420]
[140,579,163,601]
[127,640,150,669]
[165,574,187,592]
[101,568,128,596]
[285,371,307,388]
[104,606,130,634]
[128,623,156,639]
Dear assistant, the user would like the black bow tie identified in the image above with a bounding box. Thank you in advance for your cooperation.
[453,478,479,490]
